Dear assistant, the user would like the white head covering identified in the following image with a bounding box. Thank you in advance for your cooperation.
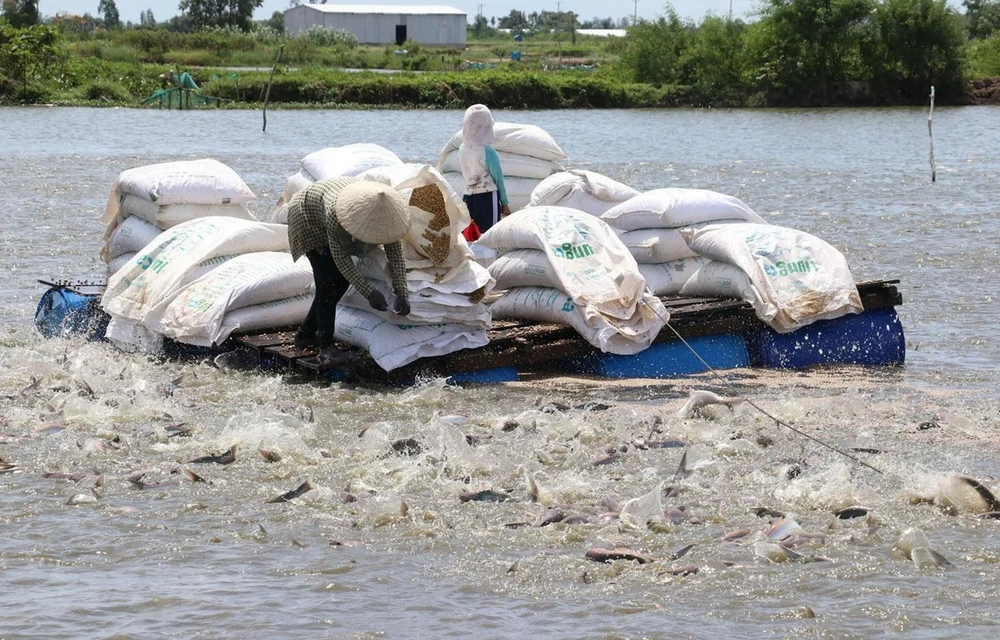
[462,104,495,146]
[334,181,411,245]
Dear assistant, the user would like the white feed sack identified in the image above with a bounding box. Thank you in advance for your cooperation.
[334,305,489,372]
[278,168,316,206]
[679,260,760,302]
[617,220,751,264]
[439,149,562,180]
[106,216,163,262]
[680,223,864,333]
[99,158,258,261]
[220,295,313,342]
[437,121,569,165]
[601,188,766,231]
[638,257,710,296]
[278,143,404,205]
[356,247,495,330]
[358,249,494,297]
[110,158,257,206]
[488,249,561,291]
[356,163,472,272]
[153,251,314,347]
[102,217,290,328]
[477,206,647,317]
[301,143,403,181]
[478,207,668,353]
[529,170,640,216]
[490,286,666,355]
[118,195,256,229]
[341,285,491,329]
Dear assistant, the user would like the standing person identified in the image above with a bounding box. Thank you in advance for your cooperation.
[459,104,511,239]
[286,176,412,364]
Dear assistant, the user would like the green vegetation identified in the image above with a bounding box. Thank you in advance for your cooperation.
[1,0,999,108]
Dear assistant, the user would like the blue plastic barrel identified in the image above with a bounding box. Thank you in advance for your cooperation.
[34,287,109,341]
[754,307,905,369]
[560,334,751,378]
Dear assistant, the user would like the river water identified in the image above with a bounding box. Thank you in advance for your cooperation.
[0,106,998,639]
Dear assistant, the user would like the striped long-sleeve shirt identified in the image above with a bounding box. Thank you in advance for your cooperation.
[286,177,408,299]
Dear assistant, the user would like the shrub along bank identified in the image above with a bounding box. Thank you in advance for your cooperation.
[204,69,691,109]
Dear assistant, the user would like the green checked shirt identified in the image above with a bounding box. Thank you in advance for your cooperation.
[287,176,408,299]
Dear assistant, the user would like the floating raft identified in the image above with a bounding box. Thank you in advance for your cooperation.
[232,279,904,384]
[34,279,903,384]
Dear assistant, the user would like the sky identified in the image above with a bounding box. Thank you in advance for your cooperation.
[42,0,963,28]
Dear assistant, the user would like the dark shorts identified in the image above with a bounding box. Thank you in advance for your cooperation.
[463,190,499,233]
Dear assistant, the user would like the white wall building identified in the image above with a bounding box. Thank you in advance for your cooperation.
[284,4,467,47]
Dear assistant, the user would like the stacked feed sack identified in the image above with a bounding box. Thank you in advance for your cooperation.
[99,158,258,276]
[478,206,667,355]
[436,122,568,212]
[100,216,293,353]
[276,143,403,211]
[676,223,864,333]
[599,188,767,297]
[528,170,640,216]
[334,164,496,371]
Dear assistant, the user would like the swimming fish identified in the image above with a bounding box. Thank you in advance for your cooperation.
[956,476,1000,512]
[677,390,744,419]
[258,443,282,463]
[585,547,655,564]
[459,488,510,502]
[911,547,952,568]
[673,449,692,480]
[267,479,317,504]
[188,444,237,465]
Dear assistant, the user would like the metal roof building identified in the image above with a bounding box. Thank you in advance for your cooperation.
[284,4,467,47]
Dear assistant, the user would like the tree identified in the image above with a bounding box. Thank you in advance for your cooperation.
[964,0,1000,38]
[580,17,617,29]
[683,15,749,103]
[0,23,61,94]
[98,0,120,28]
[498,9,528,32]
[139,8,156,27]
[2,0,39,27]
[745,0,875,103]
[263,10,283,33]
[471,14,492,37]
[870,0,967,100]
[178,0,265,32]
[618,8,693,84]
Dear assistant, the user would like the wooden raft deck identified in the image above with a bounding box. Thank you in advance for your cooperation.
[231,279,903,383]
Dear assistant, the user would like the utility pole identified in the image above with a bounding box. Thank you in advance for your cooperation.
[556,0,562,65]
[633,0,638,25]
[728,0,733,22]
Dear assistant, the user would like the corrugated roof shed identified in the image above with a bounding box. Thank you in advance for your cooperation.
[299,4,466,15]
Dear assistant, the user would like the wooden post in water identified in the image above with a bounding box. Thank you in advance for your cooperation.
[262,45,284,133]
[928,86,936,182]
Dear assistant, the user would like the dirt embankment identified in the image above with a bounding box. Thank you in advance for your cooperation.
[968,77,1000,104]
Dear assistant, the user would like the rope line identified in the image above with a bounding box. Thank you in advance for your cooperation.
[642,300,884,475]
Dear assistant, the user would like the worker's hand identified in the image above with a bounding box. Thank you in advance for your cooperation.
[367,290,388,312]
[500,204,512,218]
[392,293,410,316]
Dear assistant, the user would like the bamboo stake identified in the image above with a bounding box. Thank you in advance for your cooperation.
[928,85,936,183]
[262,45,284,133]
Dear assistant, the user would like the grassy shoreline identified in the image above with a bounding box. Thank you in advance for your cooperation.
[10,63,1000,110]
[4,21,999,110]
